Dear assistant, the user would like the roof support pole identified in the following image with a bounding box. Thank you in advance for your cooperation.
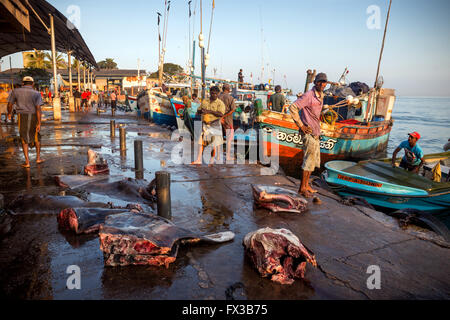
[77,61,81,91]
[68,50,75,112]
[83,64,86,90]
[68,51,73,96]
[49,14,61,120]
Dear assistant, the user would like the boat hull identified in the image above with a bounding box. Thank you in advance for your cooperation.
[257,111,393,176]
[324,160,450,213]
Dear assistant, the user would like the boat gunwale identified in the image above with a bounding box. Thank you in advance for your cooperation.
[326,181,450,198]
[324,161,431,196]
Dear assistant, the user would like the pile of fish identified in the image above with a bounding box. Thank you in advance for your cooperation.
[243,228,317,285]
[99,212,235,267]
[252,185,308,214]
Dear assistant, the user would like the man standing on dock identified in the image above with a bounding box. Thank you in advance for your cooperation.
[391,132,424,173]
[7,76,44,168]
[192,86,226,165]
[268,85,286,113]
[219,84,237,161]
[289,73,328,197]
[238,69,244,88]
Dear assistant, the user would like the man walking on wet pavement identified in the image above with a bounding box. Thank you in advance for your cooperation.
[7,76,44,168]
[219,84,237,161]
[289,73,328,198]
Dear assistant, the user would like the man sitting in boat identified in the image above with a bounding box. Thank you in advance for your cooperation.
[391,131,424,173]
[289,72,328,197]
[192,86,226,165]
[268,85,286,113]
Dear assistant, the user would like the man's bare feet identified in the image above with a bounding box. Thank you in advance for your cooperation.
[21,163,30,168]
[307,186,318,193]
[298,189,312,198]
[191,160,202,165]
[36,159,45,164]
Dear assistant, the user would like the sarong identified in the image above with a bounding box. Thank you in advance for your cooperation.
[18,113,40,148]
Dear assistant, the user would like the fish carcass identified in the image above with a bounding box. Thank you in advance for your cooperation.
[243,228,317,285]
[252,185,308,214]
[99,212,234,267]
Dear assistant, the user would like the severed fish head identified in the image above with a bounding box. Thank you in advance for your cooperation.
[252,185,308,214]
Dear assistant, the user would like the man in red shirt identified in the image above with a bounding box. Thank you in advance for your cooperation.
[81,90,89,112]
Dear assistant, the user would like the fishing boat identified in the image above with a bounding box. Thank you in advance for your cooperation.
[323,159,450,213]
[255,87,395,175]
[136,84,192,127]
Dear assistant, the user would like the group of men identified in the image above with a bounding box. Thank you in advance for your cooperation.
[4,74,425,198]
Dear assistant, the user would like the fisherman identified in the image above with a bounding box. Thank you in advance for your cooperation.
[0,87,9,123]
[81,90,89,112]
[7,76,44,168]
[192,86,226,165]
[268,85,286,113]
[289,72,328,198]
[219,84,237,161]
[238,69,244,88]
[192,93,200,103]
[111,90,117,112]
[391,132,424,173]
[74,88,82,112]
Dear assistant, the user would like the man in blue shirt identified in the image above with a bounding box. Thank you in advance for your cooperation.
[392,132,424,173]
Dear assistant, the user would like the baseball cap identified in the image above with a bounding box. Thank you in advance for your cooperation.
[408,132,421,140]
[22,76,34,82]
[314,73,328,83]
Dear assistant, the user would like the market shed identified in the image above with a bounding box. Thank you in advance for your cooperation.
[0,0,97,67]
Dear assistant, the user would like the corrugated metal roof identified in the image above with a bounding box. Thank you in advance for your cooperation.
[0,0,97,67]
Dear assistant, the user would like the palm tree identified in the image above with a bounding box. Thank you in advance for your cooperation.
[27,50,51,69]
[45,52,67,69]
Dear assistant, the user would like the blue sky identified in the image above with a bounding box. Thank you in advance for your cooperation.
[2,0,449,96]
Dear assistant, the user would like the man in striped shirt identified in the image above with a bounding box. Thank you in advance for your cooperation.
[289,73,328,197]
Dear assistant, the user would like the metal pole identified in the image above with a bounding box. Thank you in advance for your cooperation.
[119,126,126,151]
[155,171,171,219]
[134,140,144,180]
[49,14,61,120]
[201,47,206,99]
[68,51,74,112]
[68,51,73,96]
[110,120,115,137]
[374,0,393,89]
[77,61,81,91]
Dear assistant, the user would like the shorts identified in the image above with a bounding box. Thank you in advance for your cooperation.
[18,113,41,147]
[301,134,320,172]
[200,121,223,147]
[399,159,419,172]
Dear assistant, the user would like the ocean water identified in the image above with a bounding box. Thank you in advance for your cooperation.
[388,96,450,156]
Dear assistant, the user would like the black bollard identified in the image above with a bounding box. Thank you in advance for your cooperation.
[134,140,144,180]
[155,171,171,219]
[110,120,115,137]
[119,126,126,151]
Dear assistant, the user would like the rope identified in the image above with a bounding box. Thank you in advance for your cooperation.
[207,0,215,54]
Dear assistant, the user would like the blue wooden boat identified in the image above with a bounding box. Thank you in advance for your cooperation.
[323,160,450,213]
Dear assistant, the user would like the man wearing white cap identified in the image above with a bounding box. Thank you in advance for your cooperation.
[7,76,44,168]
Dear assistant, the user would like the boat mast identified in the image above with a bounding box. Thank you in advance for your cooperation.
[369,0,392,123]
[374,0,392,89]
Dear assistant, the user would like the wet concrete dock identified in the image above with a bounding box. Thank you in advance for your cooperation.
[0,109,449,300]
